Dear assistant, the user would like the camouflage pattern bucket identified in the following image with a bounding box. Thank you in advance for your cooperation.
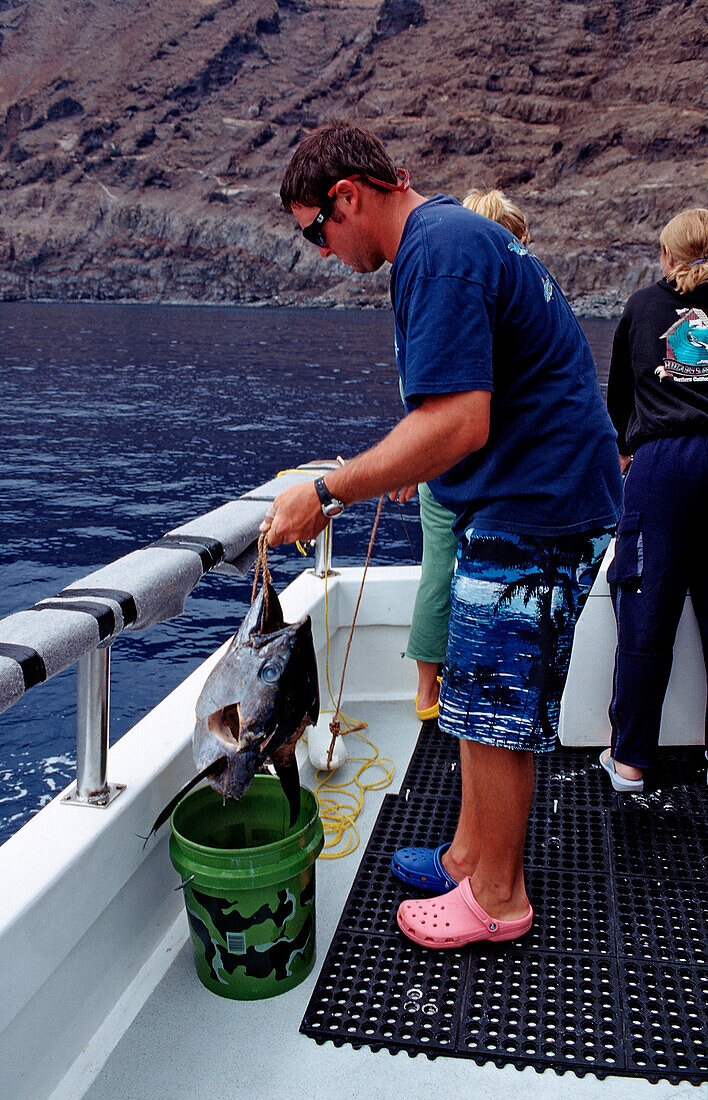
[169,775,324,999]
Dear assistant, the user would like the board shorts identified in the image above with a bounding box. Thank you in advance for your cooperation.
[438,525,613,753]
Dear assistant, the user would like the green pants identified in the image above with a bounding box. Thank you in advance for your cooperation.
[406,482,458,664]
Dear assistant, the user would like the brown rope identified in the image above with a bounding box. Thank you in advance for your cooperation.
[251,531,273,620]
[326,495,385,768]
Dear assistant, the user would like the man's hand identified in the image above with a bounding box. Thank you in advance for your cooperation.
[259,480,329,547]
[389,485,418,504]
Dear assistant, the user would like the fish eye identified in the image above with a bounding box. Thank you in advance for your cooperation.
[259,662,282,684]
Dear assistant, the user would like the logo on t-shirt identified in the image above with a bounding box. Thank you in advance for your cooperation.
[656,308,708,382]
[507,241,554,302]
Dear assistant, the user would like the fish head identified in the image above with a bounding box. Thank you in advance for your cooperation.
[193,585,319,800]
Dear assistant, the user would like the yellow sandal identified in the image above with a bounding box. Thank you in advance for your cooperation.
[415,676,442,721]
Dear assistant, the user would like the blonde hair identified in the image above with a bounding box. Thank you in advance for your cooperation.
[462,188,530,243]
[659,208,708,294]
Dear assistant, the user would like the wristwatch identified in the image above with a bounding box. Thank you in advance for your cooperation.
[314,476,346,518]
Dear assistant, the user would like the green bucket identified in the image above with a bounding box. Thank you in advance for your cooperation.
[169,775,324,1000]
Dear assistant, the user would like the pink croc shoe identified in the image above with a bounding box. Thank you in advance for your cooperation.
[397,877,532,949]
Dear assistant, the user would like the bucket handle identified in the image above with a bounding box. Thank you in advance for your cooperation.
[174,874,195,892]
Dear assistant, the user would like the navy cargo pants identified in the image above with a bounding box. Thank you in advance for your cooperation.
[608,435,708,770]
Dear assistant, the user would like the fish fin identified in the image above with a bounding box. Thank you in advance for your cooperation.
[258,582,285,634]
[296,615,320,724]
[270,741,301,829]
[143,757,226,849]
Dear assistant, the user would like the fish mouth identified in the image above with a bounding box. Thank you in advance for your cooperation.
[207,702,243,748]
[207,702,276,760]
[203,702,276,799]
[209,744,261,801]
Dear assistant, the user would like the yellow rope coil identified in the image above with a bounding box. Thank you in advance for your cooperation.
[313,728,394,858]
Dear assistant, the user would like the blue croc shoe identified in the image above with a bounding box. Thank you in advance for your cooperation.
[390,842,457,893]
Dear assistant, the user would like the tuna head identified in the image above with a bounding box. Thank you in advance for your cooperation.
[193,583,320,811]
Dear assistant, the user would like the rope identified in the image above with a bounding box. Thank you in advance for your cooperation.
[395,499,419,563]
[325,495,385,769]
[313,503,395,857]
[251,532,272,618]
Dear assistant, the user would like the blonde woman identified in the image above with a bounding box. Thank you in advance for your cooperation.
[462,188,530,245]
[407,188,532,723]
[603,208,708,791]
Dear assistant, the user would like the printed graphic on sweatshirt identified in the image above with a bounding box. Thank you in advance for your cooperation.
[656,307,708,382]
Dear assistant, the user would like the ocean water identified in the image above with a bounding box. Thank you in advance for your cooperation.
[0,302,615,843]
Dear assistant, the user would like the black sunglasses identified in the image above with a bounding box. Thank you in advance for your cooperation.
[302,200,333,248]
[301,170,410,248]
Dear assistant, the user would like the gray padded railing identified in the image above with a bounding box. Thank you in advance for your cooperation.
[0,462,337,806]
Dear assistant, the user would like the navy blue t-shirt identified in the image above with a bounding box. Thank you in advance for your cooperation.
[390,195,623,537]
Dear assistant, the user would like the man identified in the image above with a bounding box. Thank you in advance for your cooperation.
[261,120,623,948]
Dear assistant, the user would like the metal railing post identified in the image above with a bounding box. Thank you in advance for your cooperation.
[313,525,333,577]
[62,646,125,808]
[77,648,109,798]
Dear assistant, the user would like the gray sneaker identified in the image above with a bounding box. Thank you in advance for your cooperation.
[599,748,644,792]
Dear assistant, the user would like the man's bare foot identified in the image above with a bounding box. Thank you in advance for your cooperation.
[468,876,531,923]
[441,846,477,884]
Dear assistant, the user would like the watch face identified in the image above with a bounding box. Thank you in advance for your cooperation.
[322,501,344,517]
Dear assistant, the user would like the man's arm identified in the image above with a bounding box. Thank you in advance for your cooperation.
[262,390,490,546]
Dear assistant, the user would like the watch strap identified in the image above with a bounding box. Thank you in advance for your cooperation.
[314,476,345,516]
[314,477,331,506]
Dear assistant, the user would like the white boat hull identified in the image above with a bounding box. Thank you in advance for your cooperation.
[0,567,419,1098]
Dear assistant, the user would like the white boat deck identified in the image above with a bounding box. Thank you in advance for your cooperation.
[2,564,704,1099]
[82,699,701,1100]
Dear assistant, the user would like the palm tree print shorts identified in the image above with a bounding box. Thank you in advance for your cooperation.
[438,526,613,752]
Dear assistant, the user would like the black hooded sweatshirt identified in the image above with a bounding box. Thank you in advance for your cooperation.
[606,277,708,454]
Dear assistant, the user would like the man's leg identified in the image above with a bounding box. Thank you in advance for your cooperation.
[443,740,532,919]
[441,738,481,882]
[397,735,534,944]
[466,741,533,920]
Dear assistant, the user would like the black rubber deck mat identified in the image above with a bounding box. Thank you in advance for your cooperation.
[302,733,708,1084]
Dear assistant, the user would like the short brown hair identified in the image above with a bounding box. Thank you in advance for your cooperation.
[280,120,398,211]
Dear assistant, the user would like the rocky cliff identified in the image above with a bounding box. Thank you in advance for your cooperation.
[0,0,706,314]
